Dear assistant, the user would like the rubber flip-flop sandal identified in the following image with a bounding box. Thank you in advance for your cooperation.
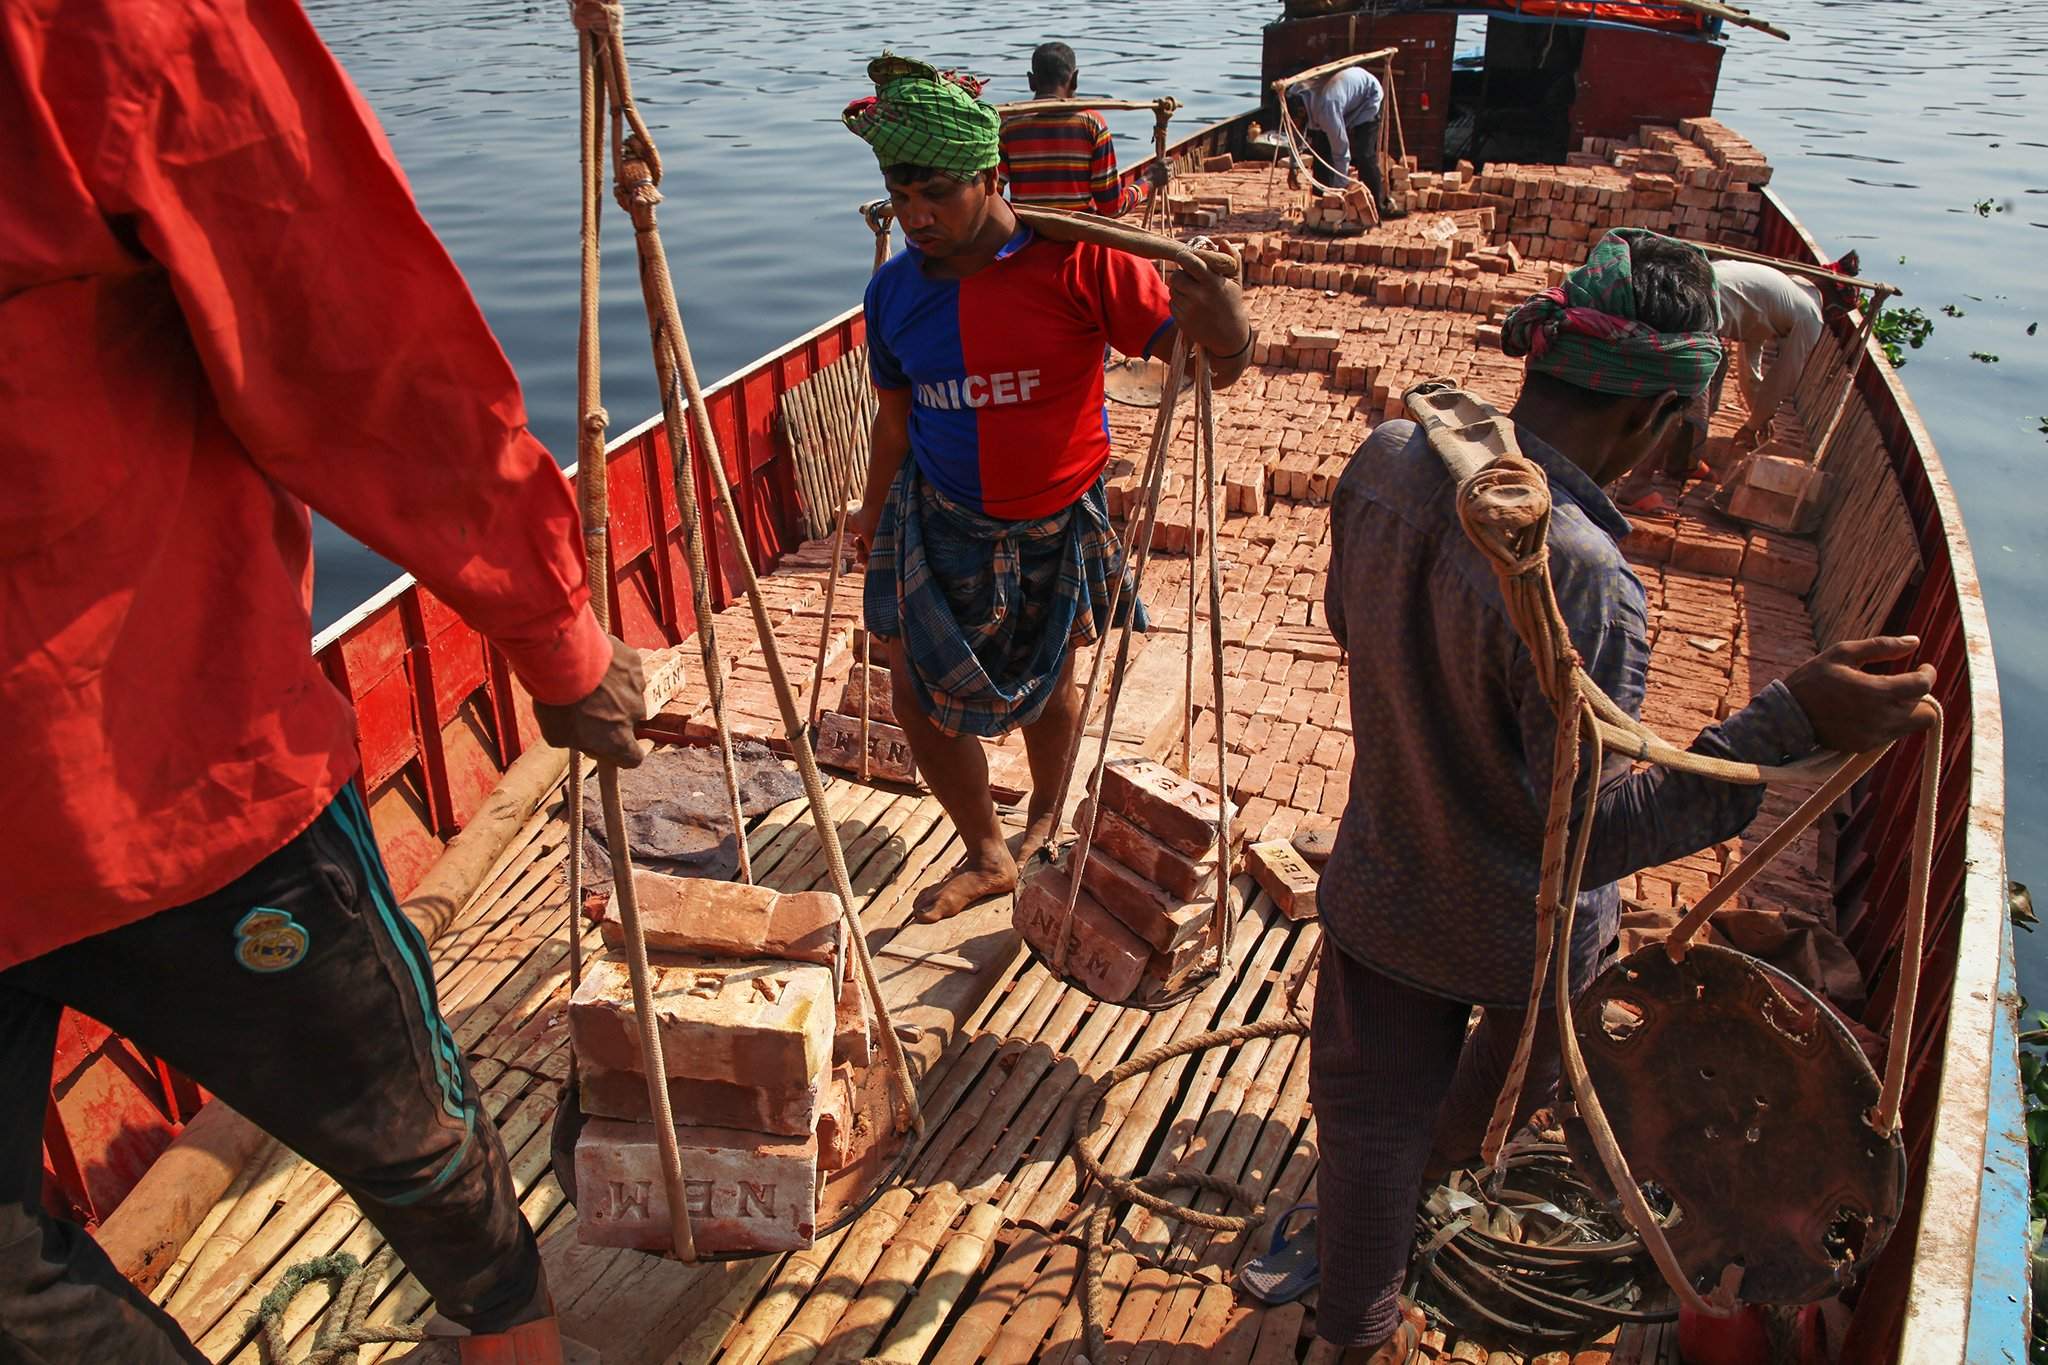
[1238,1202,1320,1305]
[1622,492,1672,515]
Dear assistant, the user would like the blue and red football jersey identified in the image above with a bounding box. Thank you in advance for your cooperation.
[864,227,1173,520]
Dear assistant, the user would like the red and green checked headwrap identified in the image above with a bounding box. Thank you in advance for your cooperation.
[842,53,1002,179]
[1500,228,1724,398]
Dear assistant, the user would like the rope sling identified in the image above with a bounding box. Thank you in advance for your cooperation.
[555,0,924,1263]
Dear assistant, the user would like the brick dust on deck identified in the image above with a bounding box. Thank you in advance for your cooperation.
[167,122,1854,1365]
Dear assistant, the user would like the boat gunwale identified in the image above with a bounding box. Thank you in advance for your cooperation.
[282,110,2017,1362]
[1761,188,2017,1362]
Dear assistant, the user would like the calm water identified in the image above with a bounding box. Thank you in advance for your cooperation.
[303,2,2048,990]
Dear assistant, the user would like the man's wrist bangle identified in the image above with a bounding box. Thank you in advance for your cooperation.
[1218,326,1255,361]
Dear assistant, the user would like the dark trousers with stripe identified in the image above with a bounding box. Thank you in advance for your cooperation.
[0,789,539,1364]
[1308,946,1561,1348]
[1307,117,1388,207]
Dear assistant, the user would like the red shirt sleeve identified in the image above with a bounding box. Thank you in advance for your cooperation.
[1075,241,1174,360]
[93,0,609,704]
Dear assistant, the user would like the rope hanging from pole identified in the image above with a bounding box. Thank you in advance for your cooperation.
[570,3,697,1261]
[1037,265,1239,1000]
[559,2,922,1270]
[574,0,922,1145]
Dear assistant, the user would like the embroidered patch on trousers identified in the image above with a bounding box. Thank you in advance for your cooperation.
[234,908,310,973]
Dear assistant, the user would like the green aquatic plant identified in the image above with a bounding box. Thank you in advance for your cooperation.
[1972,351,2001,364]
[1943,303,1967,318]
[1874,306,1934,367]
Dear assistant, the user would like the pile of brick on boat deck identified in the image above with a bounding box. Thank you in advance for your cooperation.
[1228,117,1767,304]
[567,874,872,1254]
[1016,757,1244,1003]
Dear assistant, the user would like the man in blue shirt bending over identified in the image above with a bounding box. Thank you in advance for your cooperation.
[1292,64,1404,219]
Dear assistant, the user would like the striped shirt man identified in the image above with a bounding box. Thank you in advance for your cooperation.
[999,109,1143,216]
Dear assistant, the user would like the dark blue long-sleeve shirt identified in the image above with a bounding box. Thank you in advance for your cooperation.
[1319,419,1817,1007]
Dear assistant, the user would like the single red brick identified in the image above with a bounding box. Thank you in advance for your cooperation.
[838,664,899,726]
[611,873,839,966]
[1077,843,1213,955]
[568,955,834,1096]
[1670,528,1744,578]
[815,711,918,783]
[1248,840,1320,921]
[1015,865,1149,1003]
[575,1118,817,1254]
[576,1061,820,1136]
[1095,758,1226,858]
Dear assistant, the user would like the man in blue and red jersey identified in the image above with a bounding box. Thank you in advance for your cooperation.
[998,42,1157,216]
[842,54,1253,921]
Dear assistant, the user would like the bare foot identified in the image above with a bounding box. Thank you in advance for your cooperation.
[1013,804,1062,867]
[913,850,1019,922]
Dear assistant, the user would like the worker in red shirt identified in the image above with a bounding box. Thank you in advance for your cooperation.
[0,2,639,1361]
[842,55,1253,921]
[998,42,1158,216]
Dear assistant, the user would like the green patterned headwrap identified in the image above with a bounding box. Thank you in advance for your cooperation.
[842,53,1002,178]
[1500,228,1724,398]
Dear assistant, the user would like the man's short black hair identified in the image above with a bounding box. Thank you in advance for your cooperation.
[1030,41,1077,95]
[1627,234,1717,335]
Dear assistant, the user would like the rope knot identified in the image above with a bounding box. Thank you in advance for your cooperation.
[582,407,610,434]
[615,143,664,212]
[614,177,663,219]
[568,0,621,34]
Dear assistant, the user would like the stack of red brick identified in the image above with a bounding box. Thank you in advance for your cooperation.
[815,661,921,787]
[567,874,874,1254]
[1299,183,1378,233]
[1016,757,1237,1003]
[1459,119,1770,258]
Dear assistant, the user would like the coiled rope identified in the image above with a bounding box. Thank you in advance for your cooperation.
[1069,1015,1310,1361]
[249,1253,424,1365]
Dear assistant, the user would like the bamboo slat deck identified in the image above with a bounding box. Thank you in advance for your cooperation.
[157,158,1900,1365]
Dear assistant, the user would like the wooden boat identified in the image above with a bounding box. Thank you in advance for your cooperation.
[46,4,2021,1361]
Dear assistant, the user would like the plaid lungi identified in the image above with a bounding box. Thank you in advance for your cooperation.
[864,460,1145,739]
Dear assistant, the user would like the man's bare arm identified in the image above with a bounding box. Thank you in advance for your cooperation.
[850,385,913,560]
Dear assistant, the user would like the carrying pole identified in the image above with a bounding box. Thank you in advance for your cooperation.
[580,5,922,1136]
[569,6,697,1259]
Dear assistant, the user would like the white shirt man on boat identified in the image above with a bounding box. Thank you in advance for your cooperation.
[1292,65,1404,219]
[1713,259,1828,452]
[1619,257,1831,507]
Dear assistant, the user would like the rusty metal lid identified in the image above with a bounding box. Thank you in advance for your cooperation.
[1562,943,1906,1305]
